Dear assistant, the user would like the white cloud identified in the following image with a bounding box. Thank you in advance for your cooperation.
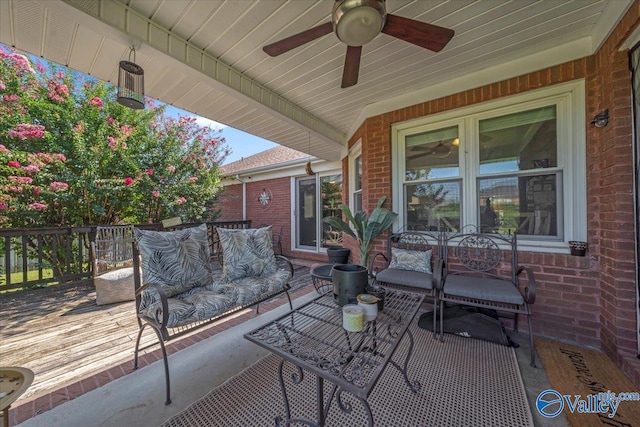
[192,116,227,130]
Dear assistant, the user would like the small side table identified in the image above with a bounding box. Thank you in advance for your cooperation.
[310,263,334,294]
[0,367,34,427]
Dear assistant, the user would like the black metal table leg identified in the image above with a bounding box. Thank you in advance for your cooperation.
[388,328,421,393]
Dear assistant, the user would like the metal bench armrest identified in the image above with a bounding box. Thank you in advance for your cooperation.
[368,252,388,278]
[275,255,294,279]
[517,266,537,305]
[135,282,170,330]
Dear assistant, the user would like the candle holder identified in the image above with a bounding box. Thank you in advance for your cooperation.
[569,241,588,257]
[365,285,386,311]
[357,293,379,321]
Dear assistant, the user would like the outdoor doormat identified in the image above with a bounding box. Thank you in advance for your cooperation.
[535,337,640,426]
[418,305,512,346]
[162,319,534,427]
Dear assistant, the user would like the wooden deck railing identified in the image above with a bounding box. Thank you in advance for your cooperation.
[0,220,251,293]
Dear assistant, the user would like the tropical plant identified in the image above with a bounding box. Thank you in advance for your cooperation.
[323,195,397,269]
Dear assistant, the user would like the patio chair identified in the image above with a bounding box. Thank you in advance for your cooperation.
[438,226,537,367]
[369,228,444,338]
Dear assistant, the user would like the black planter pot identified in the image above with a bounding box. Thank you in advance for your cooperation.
[332,264,368,306]
[327,247,350,264]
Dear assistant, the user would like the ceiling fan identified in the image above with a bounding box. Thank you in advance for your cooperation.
[263,0,454,88]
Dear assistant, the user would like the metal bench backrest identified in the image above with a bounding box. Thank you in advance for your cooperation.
[443,225,517,283]
[387,227,442,262]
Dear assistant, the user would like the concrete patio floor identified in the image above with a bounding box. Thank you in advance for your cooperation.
[10,287,568,427]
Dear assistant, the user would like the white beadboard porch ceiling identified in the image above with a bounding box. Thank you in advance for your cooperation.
[0,0,633,161]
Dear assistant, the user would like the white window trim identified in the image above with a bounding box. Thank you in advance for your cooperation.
[391,80,586,253]
[349,140,363,214]
[289,168,344,254]
[318,171,345,253]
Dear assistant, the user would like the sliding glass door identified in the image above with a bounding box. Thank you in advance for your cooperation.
[296,177,317,249]
[295,173,343,251]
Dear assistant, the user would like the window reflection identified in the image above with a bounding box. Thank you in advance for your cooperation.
[405,126,459,180]
[478,175,558,236]
[404,180,461,232]
[321,174,343,248]
[479,106,557,174]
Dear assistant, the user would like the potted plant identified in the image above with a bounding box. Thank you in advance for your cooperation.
[326,246,350,263]
[323,195,398,269]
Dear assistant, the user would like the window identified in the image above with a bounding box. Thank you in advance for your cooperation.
[404,125,461,232]
[350,143,363,214]
[392,81,586,249]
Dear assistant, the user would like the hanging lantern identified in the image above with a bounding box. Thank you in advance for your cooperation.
[117,47,144,110]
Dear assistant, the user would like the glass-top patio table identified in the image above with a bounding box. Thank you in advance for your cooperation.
[244,288,425,427]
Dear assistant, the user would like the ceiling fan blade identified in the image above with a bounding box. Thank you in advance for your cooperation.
[341,45,362,88]
[382,14,454,52]
[263,22,333,57]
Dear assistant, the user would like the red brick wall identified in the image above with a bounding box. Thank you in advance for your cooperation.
[217,184,243,221]
[345,2,640,385]
[587,1,640,382]
[243,178,291,256]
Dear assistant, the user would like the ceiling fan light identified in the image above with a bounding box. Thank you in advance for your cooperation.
[335,6,384,46]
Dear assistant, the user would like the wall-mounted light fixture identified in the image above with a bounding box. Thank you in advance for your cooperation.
[591,109,609,128]
[117,46,145,109]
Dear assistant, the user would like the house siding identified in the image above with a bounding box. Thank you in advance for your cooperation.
[245,178,290,256]
[589,1,640,384]
[217,185,243,221]
[219,178,333,264]
[345,3,640,386]
[219,3,640,387]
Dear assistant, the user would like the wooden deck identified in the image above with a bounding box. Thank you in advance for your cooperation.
[0,263,315,406]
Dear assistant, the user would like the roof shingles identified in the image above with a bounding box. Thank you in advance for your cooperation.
[221,145,308,174]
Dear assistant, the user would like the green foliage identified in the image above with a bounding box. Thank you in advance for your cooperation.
[413,183,448,211]
[323,196,397,268]
[0,46,230,228]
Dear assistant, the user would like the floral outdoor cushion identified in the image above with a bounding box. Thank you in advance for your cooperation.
[217,226,276,281]
[389,247,432,274]
[134,224,213,298]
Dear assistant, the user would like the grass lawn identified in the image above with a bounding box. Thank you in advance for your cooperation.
[0,269,56,293]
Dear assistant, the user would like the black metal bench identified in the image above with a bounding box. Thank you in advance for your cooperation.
[131,224,293,405]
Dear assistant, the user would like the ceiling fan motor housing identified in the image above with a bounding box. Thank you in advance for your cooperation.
[333,0,386,46]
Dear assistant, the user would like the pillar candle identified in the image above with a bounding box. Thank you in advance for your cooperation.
[342,305,365,332]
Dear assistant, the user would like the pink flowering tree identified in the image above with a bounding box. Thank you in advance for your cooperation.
[0,45,230,229]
